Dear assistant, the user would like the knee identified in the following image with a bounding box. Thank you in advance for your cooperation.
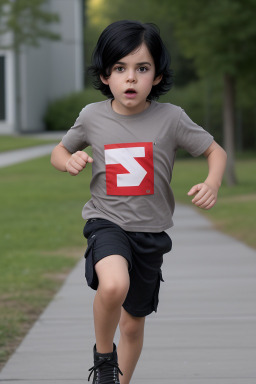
[99,278,130,308]
[119,316,145,342]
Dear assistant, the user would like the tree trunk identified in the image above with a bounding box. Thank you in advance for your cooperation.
[223,73,237,186]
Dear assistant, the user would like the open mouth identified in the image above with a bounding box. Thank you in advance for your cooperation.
[124,89,137,98]
[125,88,137,94]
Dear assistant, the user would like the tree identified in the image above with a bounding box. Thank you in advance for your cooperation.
[84,0,256,185]
[84,0,198,87]
[0,0,60,132]
[165,0,256,185]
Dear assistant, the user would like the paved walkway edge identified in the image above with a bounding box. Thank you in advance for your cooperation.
[0,144,56,168]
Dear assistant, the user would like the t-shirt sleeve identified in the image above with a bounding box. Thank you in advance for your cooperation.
[61,108,89,153]
[175,110,214,157]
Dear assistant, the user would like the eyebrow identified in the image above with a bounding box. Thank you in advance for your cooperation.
[115,61,152,66]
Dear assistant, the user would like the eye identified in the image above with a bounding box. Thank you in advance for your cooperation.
[138,66,148,72]
[114,66,124,72]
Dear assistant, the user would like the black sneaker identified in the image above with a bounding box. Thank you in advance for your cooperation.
[88,344,123,383]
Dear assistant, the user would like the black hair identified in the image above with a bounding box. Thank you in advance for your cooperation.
[88,20,173,100]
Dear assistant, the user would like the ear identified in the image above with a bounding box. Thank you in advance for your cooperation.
[152,74,163,86]
[100,74,109,85]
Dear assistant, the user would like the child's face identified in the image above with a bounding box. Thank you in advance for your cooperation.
[100,43,162,115]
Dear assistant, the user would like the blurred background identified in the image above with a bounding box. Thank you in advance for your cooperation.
[0,0,256,371]
[1,0,256,183]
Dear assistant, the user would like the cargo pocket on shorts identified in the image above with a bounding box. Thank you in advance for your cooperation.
[153,269,164,312]
[84,234,98,290]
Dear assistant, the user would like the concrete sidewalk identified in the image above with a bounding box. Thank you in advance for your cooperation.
[0,131,65,168]
[0,204,256,383]
[0,144,56,168]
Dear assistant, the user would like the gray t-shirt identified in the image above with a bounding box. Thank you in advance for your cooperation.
[62,99,213,232]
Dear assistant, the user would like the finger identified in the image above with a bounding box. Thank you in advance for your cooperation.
[196,195,215,209]
[204,198,217,210]
[66,164,80,176]
[191,184,209,203]
[68,160,85,174]
[192,188,211,204]
[78,151,93,163]
[66,156,85,174]
[86,155,93,163]
[187,184,202,196]
[71,153,87,168]
[196,196,216,210]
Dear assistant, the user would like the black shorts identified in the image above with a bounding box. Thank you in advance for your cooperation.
[83,218,172,317]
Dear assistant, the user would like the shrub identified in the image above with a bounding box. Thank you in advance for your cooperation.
[44,89,106,131]
[45,82,256,151]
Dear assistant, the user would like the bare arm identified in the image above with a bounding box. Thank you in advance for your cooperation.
[187,141,227,209]
[51,141,93,176]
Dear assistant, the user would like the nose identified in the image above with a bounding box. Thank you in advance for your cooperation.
[127,69,136,83]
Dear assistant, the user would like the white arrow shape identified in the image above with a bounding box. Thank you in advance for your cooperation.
[105,147,147,187]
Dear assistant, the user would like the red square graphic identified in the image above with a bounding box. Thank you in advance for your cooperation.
[104,142,154,196]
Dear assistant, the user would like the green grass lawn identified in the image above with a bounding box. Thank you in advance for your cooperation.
[0,151,255,369]
[0,135,58,152]
[0,155,92,367]
[172,156,256,248]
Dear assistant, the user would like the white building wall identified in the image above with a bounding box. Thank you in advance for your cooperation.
[48,0,84,100]
[20,41,51,131]
[0,0,84,134]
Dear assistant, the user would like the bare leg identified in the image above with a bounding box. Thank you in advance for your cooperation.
[94,255,130,353]
[118,308,145,384]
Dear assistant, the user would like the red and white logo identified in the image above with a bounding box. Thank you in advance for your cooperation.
[104,142,154,196]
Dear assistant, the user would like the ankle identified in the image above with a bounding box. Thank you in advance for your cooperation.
[88,343,123,383]
[95,343,114,354]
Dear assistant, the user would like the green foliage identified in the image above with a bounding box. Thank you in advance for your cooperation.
[84,0,198,87]
[44,89,106,131]
[84,0,256,92]
[44,81,256,150]
[0,0,60,50]
[169,0,256,76]
[44,81,224,143]
[168,0,256,106]
[160,78,223,144]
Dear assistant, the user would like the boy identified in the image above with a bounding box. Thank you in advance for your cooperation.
[51,20,227,384]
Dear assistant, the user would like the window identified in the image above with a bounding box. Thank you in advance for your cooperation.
[0,56,6,120]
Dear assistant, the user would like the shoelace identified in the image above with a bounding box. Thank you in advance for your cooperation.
[88,358,123,382]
